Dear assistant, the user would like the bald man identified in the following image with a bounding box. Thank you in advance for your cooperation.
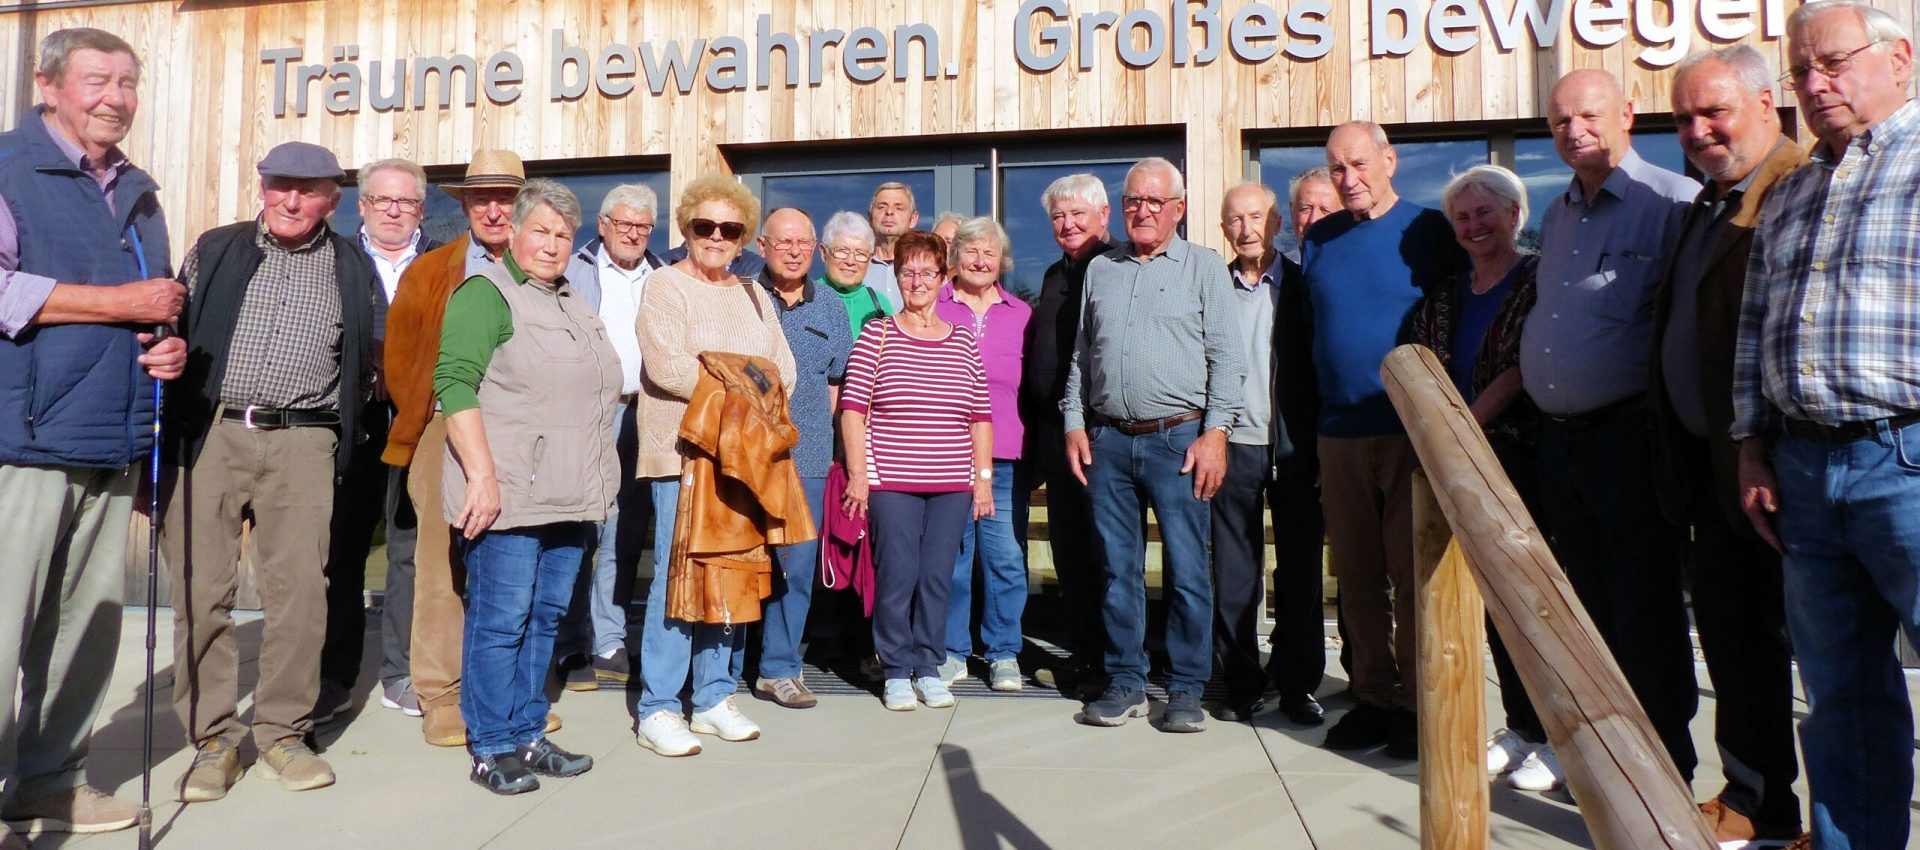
[1517,69,1700,792]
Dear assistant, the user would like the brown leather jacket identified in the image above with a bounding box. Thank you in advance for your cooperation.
[665,352,819,626]
[382,234,478,467]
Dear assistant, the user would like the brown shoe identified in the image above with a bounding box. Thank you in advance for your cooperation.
[256,737,335,792]
[546,710,562,734]
[423,704,467,747]
[2,785,137,835]
[178,738,244,803]
[1783,833,1811,850]
[754,676,818,709]
[1699,796,1802,844]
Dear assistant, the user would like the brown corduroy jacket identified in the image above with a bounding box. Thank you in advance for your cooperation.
[382,234,480,467]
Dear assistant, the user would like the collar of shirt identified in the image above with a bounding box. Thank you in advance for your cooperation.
[358,225,421,261]
[1115,235,1190,264]
[1812,97,1920,166]
[1694,145,1771,219]
[1564,147,1652,208]
[1229,254,1283,292]
[594,242,651,282]
[253,216,330,254]
[757,270,816,306]
[38,110,129,180]
[466,234,497,267]
[937,280,1011,309]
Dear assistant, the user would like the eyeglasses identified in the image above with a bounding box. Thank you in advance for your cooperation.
[362,195,424,213]
[601,215,655,236]
[1121,195,1177,213]
[898,269,943,283]
[827,246,873,263]
[767,239,817,253]
[1781,41,1885,91]
[688,218,746,241]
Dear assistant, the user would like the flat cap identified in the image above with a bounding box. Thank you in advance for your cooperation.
[256,142,345,182]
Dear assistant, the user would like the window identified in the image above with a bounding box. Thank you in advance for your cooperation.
[1512,131,1689,248]
[1258,139,1490,255]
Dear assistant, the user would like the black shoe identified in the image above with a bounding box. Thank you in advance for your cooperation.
[1211,695,1267,723]
[592,651,631,685]
[471,752,540,796]
[1323,702,1393,750]
[1279,693,1325,727]
[311,679,352,725]
[1161,691,1207,733]
[557,655,598,692]
[1384,709,1418,760]
[1077,686,1149,727]
[1035,661,1102,699]
[517,738,593,777]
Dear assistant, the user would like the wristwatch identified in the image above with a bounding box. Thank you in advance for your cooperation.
[974,467,994,481]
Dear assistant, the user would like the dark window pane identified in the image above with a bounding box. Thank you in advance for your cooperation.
[1514,131,1688,250]
[333,185,466,248]
[996,163,1130,301]
[1259,139,1488,254]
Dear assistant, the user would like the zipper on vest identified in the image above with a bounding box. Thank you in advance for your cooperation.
[22,361,35,440]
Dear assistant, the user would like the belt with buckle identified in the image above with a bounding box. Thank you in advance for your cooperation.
[219,404,343,430]
[618,393,639,405]
[1782,413,1920,443]
[1100,410,1203,435]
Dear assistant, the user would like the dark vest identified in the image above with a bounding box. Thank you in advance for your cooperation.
[167,221,377,481]
[0,109,171,468]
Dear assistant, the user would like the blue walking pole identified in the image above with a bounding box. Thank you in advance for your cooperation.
[127,225,160,850]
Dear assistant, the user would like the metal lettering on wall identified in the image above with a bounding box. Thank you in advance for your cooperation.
[260,0,1788,117]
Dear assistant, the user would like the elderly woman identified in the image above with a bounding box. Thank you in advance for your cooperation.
[933,218,1033,692]
[840,231,995,711]
[1409,165,1554,791]
[633,174,797,758]
[817,210,891,338]
[437,179,617,795]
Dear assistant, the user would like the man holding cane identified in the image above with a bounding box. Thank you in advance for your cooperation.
[0,27,182,845]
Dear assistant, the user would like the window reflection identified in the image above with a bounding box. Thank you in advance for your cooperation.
[763,169,937,280]
[1513,131,1688,250]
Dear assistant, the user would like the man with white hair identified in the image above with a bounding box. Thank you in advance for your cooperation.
[1733,2,1919,846]
[1648,45,1807,845]
[554,183,665,691]
[1062,157,1244,733]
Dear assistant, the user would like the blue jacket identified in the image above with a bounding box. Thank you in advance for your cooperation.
[0,108,170,468]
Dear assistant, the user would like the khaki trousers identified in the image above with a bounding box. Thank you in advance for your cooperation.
[407,413,464,711]
[0,463,131,797]
[1318,434,1418,712]
[163,421,335,749]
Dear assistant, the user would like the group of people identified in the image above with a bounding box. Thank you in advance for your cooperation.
[0,2,1915,848]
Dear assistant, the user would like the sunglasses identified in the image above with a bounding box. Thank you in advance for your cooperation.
[689,218,746,241]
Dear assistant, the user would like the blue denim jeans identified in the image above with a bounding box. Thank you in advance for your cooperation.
[1085,420,1215,695]
[946,460,1028,662]
[636,476,745,717]
[458,522,589,756]
[560,401,644,658]
[758,476,828,680]
[1772,422,1920,850]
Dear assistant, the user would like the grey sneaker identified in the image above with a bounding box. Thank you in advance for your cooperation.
[882,678,916,711]
[1161,691,1206,733]
[987,659,1022,692]
[380,679,422,716]
[1078,686,1149,727]
[913,676,956,708]
[311,679,352,725]
[2,785,137,834]
[935,655,968,685]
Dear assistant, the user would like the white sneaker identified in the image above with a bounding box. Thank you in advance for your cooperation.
[689,696,761,742]
[913,676,956,708]
[1508,745,1565,791]
[636,710,702,757]
[883,678,916,711]
[936,656,968,685]
[1486,727,1537,775]
[987,659,1022,692]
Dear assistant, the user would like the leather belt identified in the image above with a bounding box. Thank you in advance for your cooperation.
[1783,413,1920,443]
[618,393,639,405]
[1542,394,1645,432]
[1100,410,1203,435]
[218,404,343,430]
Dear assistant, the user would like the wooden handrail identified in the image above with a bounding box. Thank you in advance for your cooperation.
[1411,467,1488,849]
[1381,344,1715,850]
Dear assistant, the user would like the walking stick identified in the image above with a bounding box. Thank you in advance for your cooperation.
[129,225,160,850]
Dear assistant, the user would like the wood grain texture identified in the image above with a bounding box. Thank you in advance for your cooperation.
[0,0,1883,256]
[1411,467,1489,850]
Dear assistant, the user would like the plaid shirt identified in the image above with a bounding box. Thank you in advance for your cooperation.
[180,218,344,410]
[1732,99,1920,440]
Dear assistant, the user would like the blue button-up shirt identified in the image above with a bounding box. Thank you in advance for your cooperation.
[1521,149,1698,415]
[758,272,852,478]
[1733,99,1920,439]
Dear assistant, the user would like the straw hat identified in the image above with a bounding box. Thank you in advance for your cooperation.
[439,149,526,198]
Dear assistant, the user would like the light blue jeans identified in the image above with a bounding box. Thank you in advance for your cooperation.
[758,476,828,680]
[458,522,588,755]
[945,460,1028,663]
[1772,420,1920,850]
[635,477,744,717]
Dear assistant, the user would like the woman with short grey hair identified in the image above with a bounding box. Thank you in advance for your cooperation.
[818,210,890,338]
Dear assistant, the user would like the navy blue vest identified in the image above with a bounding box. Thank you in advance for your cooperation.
[0,109,170,468]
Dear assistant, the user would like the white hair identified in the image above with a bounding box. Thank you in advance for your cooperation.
[1440,165,1529,242]
[948,216,1013,275]
[512,178,581,230]
[600,183,658,218]
[359,158,427,200]
[1287,166,1333,207]
[1124,157,1186,198]
[1788,0,1910,43]
[821,210,875,248]
[1674,45,1776,94]
[1041,173,1109,212]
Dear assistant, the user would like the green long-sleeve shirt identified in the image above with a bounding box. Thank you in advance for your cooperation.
[431,253,525,415]
[818,275,890,339]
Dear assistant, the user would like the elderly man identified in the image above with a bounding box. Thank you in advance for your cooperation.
[165,142,376,801]
[1734,3,1918,846]
[1024,173,1113,698]
[864,182,915,311]
[1648,47,1807,845]
[0,27,182,841]
[553,183,665,692]
[1519,69,1700,790]
[317,157,440,723]
[1062,157,1244,733]
[384,150,556,748]
[751,207,851,708]
[1302,122,1466,759]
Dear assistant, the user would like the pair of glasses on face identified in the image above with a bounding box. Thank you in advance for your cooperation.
[362,195,424,213]
[768,239,817,253]
[898,269,942,287]
[602,216,654,236]
[827,246,873,263]
[688,218,746,241]
[1781,41,1884,91]
[1121,195,1176,214]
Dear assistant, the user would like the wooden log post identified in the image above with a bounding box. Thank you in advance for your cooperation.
[1381,344,1715,850]
[1411,468,1488,850]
